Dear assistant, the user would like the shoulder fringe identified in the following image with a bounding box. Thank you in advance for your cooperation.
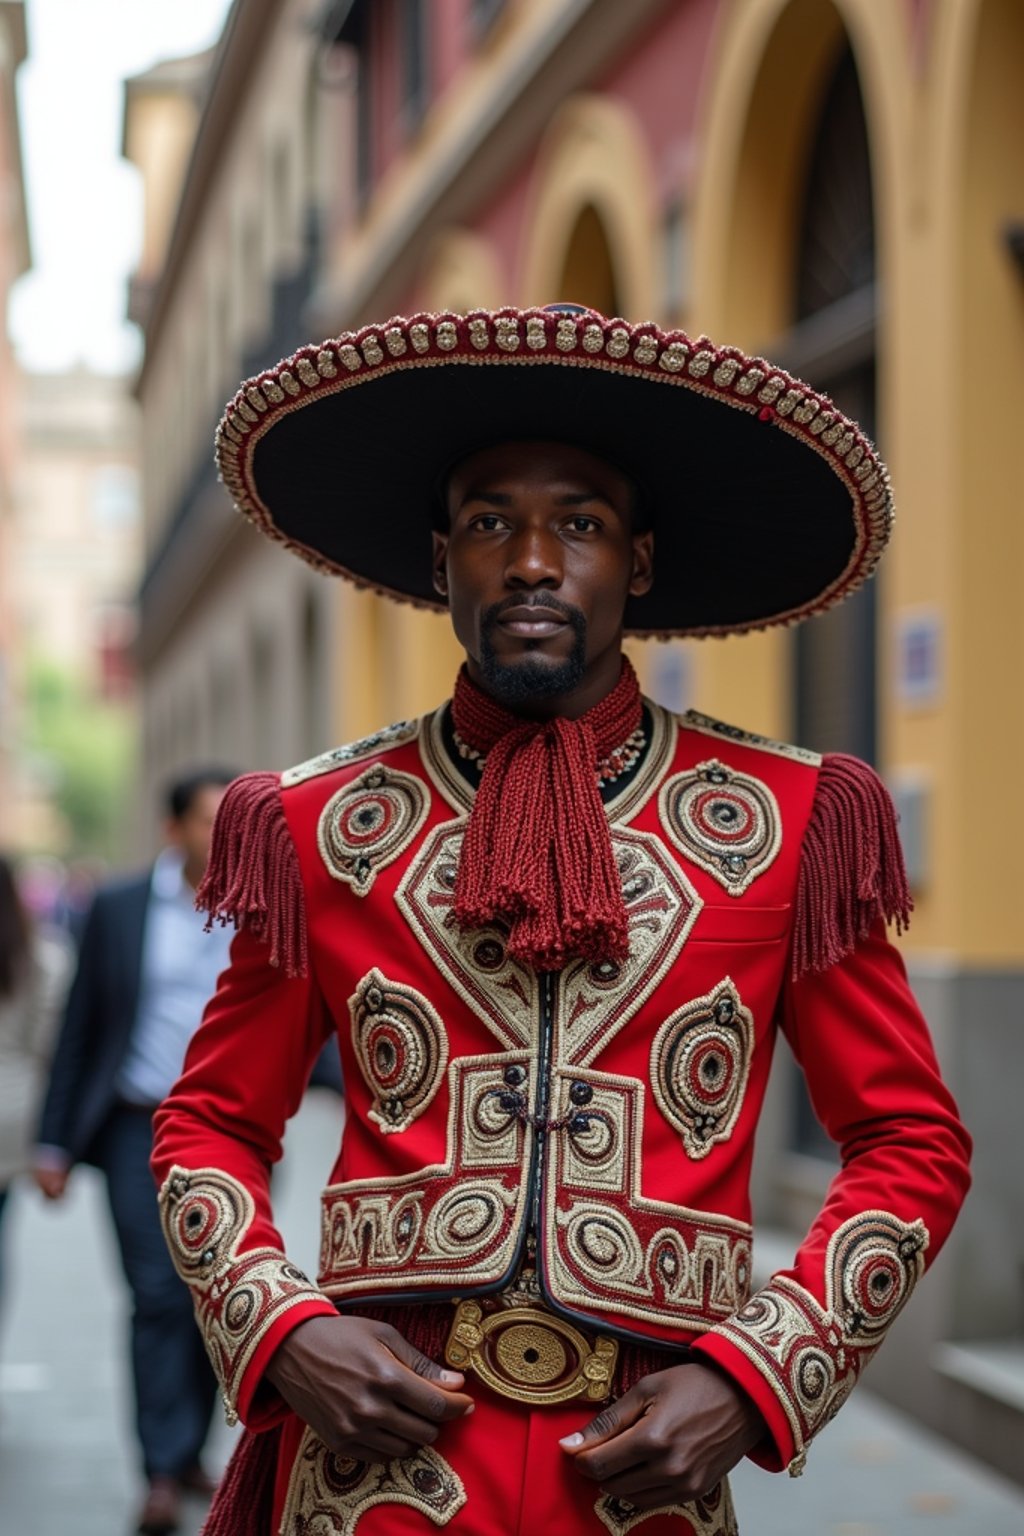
[793,753,912,978]
[196,772,308,978]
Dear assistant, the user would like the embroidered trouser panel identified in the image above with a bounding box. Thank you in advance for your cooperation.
[271,1383,738,1536]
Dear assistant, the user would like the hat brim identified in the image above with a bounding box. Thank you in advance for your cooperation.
[217,310,891,638]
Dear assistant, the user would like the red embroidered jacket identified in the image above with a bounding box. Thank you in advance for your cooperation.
[151,702,970,1476]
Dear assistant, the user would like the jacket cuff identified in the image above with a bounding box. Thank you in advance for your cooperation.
[157,1165,332,1426]
[692,1210,929,1476]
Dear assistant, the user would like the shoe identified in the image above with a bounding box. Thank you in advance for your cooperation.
[136,1476,181,1535]
[178,1463,219,1498]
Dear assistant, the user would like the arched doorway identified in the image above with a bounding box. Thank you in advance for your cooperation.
[788,44,878,764]
[557,204,620,315]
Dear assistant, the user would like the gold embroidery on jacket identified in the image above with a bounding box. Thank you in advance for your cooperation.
[317,765,429,894]
[556,831,702,1067]
[681,710,821,767]
[280,1426,465,1534]
[318,1054,532,1298]
[596,1476,737,1535]
[650,979,753,1159]
[281,718,421,787]
[659,759,782,896]
[396,822,537,1049]
[349,970,448,1134]
[397,823,701,1061]
[544,1070,753,1332]
[709,1209,929,1470]
[158,1167,326,1424]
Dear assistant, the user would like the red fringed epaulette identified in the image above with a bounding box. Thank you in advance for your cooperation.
[200,1424,280,1535]
[196,772,308,978]
[793,753,912,978]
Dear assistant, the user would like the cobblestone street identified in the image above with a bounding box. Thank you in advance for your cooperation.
[2,1090,1022,1535]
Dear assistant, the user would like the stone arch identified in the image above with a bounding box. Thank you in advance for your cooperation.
[685,0,910,742]
[691,0,910,347]
[519,94,658,316]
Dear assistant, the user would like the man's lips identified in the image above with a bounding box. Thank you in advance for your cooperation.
[494,606,570,637]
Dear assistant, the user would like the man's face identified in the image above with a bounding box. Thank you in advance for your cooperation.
[433,441,653,713]
[167,784,228,877]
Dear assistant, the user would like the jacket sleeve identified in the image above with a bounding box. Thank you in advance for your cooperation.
[150,776,339,1431]
[690,757,972,1475]
[36,895,105,1155]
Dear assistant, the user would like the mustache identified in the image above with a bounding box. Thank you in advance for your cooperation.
[481,594,583,629]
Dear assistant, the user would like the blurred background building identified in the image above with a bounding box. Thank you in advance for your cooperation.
[83,0,1024,1486]
[0,0,30,844]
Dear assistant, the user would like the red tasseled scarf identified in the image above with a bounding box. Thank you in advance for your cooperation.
[451,659,642,971]
[196,772,308,978]
[200,1425,280,1536]
[793,751,913,978]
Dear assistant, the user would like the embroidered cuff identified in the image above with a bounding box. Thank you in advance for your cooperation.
[158,1165,330,1424]
[695,1210,928,1475]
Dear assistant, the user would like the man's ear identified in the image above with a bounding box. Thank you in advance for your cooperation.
[629,530,654,597]
[431,530,450,597]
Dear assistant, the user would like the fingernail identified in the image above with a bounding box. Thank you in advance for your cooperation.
[465,1402,475,1414]
[440,1370,462,1385]
[559,1432,584,1449]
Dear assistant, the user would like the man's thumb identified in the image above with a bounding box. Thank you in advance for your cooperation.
[387,1329,465,1388]
[559,1399,624,1453]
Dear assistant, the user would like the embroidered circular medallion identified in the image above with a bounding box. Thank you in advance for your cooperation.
[318,765,428,894]
[659,758,781,895]
[830,1211,928,1343]
[163,1169,248,1277]
[650,979,753,1159]
[349,969,448,1134]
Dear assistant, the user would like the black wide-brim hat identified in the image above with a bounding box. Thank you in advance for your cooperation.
[215,306,892,637]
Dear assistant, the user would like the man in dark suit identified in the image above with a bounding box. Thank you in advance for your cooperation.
[33,768,237,1536]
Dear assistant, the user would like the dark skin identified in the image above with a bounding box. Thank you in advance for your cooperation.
[265,441,765,1505]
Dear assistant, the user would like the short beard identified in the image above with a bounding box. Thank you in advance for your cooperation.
[478,602,587,707]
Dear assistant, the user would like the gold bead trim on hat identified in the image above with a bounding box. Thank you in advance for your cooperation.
[214,307,893,637]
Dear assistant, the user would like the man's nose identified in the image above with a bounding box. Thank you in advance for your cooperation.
[504,526,562,587]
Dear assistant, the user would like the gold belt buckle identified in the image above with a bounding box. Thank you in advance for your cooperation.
[445,1300,618,1405]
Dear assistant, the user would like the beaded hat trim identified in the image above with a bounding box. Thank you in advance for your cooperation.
[215,307,893,638]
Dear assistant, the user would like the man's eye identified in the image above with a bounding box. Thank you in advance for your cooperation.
[568,515,599,532]
[471,514,505,531]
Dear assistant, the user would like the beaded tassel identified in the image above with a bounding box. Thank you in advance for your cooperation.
[451,660,643,971]
[196,772,308,978]
[793,753,912,978]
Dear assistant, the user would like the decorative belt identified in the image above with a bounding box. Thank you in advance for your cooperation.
[445,1298,618,1406]
[343,1299,691,1403]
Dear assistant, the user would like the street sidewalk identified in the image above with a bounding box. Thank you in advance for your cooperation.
[2,1090,1021,1535]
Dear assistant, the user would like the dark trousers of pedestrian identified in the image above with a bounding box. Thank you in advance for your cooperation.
[94,1104,218,1480]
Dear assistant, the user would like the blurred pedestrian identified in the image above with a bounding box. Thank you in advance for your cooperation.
[32,768,237,1536]
[0,855,70,1310]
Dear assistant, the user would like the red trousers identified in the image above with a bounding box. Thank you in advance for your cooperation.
[269,1384,737,1535]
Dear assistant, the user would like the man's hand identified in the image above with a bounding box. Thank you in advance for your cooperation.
[264,1314,474,1462]
[32,1164,69,1201]
[560,1361,765,1511]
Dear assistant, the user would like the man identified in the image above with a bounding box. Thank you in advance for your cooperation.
[152,306,970,1536]
[35,768,237,1536]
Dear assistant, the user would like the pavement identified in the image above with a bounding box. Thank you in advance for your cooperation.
[2,1089,1022,1535]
